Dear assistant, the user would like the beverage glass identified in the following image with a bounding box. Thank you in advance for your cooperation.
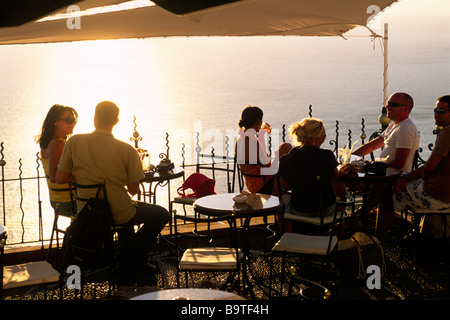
[261,122,271,134]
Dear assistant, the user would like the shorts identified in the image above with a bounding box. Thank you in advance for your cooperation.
[394,178,450,212]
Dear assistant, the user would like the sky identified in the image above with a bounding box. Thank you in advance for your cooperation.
[363,0,450,41]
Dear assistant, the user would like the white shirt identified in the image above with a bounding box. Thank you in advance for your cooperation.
[380,118,420,175]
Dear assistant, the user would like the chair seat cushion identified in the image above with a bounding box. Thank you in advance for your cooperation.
[180,247,240,270]
[173,197,197,205]
[407,207,450,214]
[284,212,334,226]
[3,261,60,290]
[272,233,338,256]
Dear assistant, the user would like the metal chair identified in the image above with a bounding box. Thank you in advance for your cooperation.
[1,225,62,300]
[268,176,355,299]
[173,207,242,292]
[402,205,450,261]
[169,148,239,236]
[60,181,117,298]
[46,187,75,267]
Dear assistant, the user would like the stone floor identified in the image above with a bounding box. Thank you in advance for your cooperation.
[3,213,450,302]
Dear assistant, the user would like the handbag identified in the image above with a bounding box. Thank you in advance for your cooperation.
[177,172,216,198]
[337,232,386,281]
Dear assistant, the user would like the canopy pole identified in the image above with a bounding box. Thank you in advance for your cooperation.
[378,23,390,131]
[383,23,388,108]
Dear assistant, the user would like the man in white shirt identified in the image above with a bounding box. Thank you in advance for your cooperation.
[353,92,419,175]
[350,92,419,240]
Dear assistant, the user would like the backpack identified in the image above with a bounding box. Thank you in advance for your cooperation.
[61,198,114,270]
[177,172,216,198]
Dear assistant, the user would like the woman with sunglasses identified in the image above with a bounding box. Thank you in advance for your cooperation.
[36,104,78,217]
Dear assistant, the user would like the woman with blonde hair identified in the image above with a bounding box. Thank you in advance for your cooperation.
[278,118,339,224]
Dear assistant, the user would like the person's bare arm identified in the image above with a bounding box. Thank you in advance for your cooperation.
[48,140,65,183]
[55,168,75,184]
[395,153,442,193]
[127,181,139,196]
[387,147,411,170]
[352,136,385,157]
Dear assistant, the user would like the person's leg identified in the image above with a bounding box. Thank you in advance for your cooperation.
[355,180,392,216]
[374,188,396,241]
[119,202,169,267]
[133,201,170,251]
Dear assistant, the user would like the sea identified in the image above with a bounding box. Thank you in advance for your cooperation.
[1,34,449,245]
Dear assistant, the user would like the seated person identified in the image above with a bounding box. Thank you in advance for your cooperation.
[278,118,339,223]
[56,101,170,276]
[389,96,450,241]
[348,93,420,237]
[36,104,78,217]
[236,105,291,195]
[352,92,419,176]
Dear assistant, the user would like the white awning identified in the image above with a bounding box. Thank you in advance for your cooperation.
[0,0,398,45]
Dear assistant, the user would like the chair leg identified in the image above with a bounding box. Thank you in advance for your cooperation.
[46,215,58,262]
[169,201,173,237]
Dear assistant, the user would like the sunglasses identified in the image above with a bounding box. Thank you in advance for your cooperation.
[59,117,78,124]
[386,101,406,108]
[434,108,450,115]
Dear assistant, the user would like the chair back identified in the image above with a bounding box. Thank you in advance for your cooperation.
[280,173,354,237]
[195,149,238,193]
[63,182,115,270]
[411,149,427,171]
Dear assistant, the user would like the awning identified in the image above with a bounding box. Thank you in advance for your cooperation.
[0,0,398,45]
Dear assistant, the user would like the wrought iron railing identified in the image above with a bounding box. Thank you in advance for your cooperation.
[0,112,437,248]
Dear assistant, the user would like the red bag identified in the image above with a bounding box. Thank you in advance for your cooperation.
[177,172,216,198]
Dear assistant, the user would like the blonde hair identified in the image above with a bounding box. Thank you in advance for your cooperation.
[289,118,325,146]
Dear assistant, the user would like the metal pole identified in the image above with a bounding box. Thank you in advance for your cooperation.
[383,23,388,107]
[378,23,390,131]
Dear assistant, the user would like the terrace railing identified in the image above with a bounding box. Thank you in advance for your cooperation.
[0,111,438,248]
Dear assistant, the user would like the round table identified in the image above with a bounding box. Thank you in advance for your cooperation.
[193,193,282,299]
[130,288,246,300]
[0,225,6,240]
[0,225,7,299]
[193,192,282,219]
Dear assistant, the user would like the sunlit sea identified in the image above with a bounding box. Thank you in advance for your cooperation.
[1,35,449,245]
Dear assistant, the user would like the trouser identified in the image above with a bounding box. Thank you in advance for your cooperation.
[117,201,170,268]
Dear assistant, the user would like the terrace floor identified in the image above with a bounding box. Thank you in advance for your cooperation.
[3,211,450,303]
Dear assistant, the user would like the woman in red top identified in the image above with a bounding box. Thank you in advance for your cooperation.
[236,105,291,195]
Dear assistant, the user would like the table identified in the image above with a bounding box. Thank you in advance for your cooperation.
[130,288,246,300]
[139,166,184,205]
[339,171,401,200]
[339,171,400,184]
[193,192,282,298]
[193,192,281,220]
[339,171,401,229]
[139,166,184,250]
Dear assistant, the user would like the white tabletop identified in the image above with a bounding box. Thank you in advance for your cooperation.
[130,288,246,300]
[0,224,6,239]
[193,192,281,217]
